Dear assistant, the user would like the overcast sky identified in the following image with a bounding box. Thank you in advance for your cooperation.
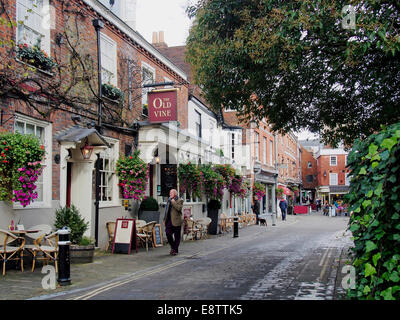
[136,0,193,47]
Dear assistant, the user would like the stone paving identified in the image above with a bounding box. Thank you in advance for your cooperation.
[0,212,353,300]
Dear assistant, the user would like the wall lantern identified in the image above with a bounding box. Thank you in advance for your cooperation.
[81,139,94,160]
[154,156,160,164]
[323,171,327,177]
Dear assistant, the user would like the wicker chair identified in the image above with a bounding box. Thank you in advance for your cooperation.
[136,221,156,252]
[195,217,212,240]
[0,230,25,276]
[183,219,201,241]
[106,222,116,251]
[28,232,58,273]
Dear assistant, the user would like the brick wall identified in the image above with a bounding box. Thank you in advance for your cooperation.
[317,154,349,186]
[301,146,318,189]
[0,0,189,201]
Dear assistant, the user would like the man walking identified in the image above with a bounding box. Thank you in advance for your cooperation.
[163,189,184,256]
[279,198,288,221]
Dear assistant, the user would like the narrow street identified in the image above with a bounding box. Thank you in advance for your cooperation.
[33,213,352,301]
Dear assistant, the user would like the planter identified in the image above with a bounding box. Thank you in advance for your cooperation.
[70,244,95,264]
[138,210,160,224]
[207,208,219,235]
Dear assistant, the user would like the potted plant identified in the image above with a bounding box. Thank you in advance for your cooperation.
[138,196,160,223]
[54,205,95,264]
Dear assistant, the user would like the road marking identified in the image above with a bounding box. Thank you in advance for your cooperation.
[319,247,331,267]
[71,259,187,300]
[319,248,333,282]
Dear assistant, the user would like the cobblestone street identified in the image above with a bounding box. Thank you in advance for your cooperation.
[0,212,353,301]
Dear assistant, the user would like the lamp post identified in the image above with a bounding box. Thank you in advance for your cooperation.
[93,18,104,247]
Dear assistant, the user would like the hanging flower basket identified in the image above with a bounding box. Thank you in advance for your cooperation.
[253,182,266,201]
[16,44,57,72]
[200,165,225,201]
[239,180,250,199]
[116,150,149,201]
[229,174,244,195]
[178,162,202,199]
[0,131,45,207]
[213,164,235,188]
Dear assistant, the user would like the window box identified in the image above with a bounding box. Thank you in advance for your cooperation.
[102,83,124,101]
[16,44,57,73]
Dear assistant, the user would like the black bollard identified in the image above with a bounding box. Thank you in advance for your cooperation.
[57,226,71,286]
[233,216,239,238]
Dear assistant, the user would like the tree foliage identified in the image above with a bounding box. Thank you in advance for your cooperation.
[346,122,400,300]
[186,0,400,146]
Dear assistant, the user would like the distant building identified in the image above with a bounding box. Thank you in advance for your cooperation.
[299,140,350,205]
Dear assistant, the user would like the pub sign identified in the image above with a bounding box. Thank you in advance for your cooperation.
[148,90,177,123]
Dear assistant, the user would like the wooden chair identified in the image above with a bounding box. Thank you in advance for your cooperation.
[136,220,147,229]
[106,222,116,251]
[0,230,25,276]
[136,221,156,252]
[28,232,58,273]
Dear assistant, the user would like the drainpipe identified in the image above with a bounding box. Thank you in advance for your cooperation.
[93,18,104,247]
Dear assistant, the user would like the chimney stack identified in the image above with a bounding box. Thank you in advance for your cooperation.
[152,31,168,49]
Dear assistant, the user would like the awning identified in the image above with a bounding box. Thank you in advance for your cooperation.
[56,125,110,147]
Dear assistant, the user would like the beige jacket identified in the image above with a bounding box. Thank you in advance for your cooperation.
[164,198,184,227]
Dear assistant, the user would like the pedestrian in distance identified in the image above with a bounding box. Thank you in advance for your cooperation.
[279,198,288,221]
[163,189,184,256]
[252,196,260,224]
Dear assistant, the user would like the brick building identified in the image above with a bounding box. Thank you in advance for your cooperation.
[152,32,252,216]
[0,0,190,248]
[299,139,350,205]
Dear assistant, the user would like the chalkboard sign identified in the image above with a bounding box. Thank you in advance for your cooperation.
[161,164,177,196]
[152,224,163,247]
[112,218,138,254]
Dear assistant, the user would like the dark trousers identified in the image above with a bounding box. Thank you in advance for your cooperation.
[281,209,287,221]
[166,221,181,253]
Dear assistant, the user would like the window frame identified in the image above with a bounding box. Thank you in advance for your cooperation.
[13,113,52,209]
[194,110,202,138]
[100,32,118,86]
[98,137,120,208]
[255,132,260,161]
[330,156,337,166]
[141,62,156,117]
[329,173,338,186]
[16,0,51,55]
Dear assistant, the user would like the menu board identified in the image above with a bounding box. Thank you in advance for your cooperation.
[112,219,137,254]
[161,164,177,196]
[152,224,163,247]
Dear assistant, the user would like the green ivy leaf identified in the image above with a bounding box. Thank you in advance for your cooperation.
[359,167,367,175]
[389,271,400,282]
[363,285,371,294]
[380,287,395,300]
[373,253,381,266]
[365,263,377,277]
[381,137,398,151]
[371,161,380,169]
[362,200,372,208]
[366,241,378,253]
